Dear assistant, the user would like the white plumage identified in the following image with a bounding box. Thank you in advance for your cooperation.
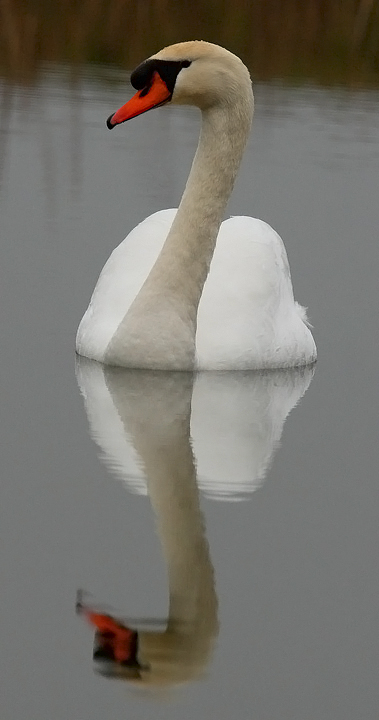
[77,210,316,369]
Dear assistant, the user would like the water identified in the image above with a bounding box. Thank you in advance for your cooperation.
[1,68,379,719]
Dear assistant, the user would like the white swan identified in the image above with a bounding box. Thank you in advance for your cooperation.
[76,41,316,370]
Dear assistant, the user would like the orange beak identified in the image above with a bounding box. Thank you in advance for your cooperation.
[107,72,171,129]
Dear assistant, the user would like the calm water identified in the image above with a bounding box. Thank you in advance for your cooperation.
[1,68,379,719]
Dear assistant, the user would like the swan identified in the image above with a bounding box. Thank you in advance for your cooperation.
[76,41,316,370]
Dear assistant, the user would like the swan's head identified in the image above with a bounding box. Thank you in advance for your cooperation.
[106,41,253,128]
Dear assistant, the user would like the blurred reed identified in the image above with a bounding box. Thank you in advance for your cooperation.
[0,0,379,85]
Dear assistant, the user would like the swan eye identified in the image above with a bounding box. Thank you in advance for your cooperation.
[181,60,191,68]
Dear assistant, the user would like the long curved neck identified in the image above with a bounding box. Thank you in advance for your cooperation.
[157,103,252,305]
[105,96,253,369]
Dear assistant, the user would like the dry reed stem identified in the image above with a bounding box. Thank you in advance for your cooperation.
[0,0,378,85]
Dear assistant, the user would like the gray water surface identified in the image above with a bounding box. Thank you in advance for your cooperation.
[1,70,378,719]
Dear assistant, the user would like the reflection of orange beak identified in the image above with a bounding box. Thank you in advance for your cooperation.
[77,596,140,666]
[107,72,171,128]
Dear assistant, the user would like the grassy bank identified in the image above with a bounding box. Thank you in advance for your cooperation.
[1,0,379,85]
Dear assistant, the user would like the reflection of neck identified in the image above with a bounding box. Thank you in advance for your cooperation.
[142,403,213,630]
[105,369,218,683]
[105,96,252,369]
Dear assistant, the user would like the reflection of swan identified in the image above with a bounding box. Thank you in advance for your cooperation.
[76,41,316,371]
[77,366,218,687]
[77,360,314,501]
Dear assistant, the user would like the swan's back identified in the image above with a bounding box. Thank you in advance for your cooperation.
[76,210,174,362]
[76,210,316,369]
[197,216,316,369]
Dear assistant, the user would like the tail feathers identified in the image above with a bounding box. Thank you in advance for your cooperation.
[295,301,313,328]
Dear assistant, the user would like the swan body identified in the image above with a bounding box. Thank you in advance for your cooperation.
[76,41,316,370]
